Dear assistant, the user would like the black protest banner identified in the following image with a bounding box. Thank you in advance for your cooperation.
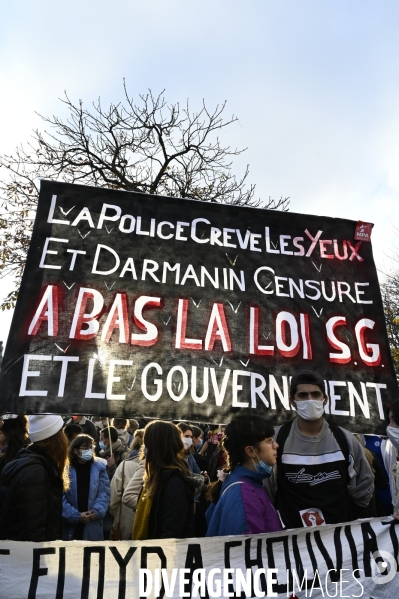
[0,180,396,430]
[0,518,398,597]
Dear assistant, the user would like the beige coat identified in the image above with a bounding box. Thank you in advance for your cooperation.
[122,458,146,510]
[109,456,140,540]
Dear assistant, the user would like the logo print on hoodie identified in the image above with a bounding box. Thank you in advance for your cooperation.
[286,468,342,485]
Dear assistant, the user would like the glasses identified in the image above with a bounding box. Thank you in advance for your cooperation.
[295,391,324,400]
[265,437,276,445]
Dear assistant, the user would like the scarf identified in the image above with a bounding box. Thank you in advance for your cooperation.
[132,486,153,540]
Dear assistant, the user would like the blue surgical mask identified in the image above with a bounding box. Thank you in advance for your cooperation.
[254,460,272,476]
[99,441,106,451]
[251,448,272,477]
[80,449,93,462]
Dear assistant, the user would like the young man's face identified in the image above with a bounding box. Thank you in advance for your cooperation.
[291,384,326,405]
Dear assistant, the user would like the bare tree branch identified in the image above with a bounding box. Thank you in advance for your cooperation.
[0,83,289,309]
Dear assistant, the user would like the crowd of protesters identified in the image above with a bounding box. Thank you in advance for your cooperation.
[0,369,399,543]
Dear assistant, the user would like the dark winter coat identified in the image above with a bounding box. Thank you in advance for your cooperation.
[147,469,195,539]
[0,444,63,541]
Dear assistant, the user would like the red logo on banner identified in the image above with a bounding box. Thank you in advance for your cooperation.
[354,221,373,242]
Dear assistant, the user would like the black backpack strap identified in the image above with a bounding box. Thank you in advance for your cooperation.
[276,420,294,462]
[328,422,350,463]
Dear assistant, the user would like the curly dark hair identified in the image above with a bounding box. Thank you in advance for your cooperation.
[207,415,274,503]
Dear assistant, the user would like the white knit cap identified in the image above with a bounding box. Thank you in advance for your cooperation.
[29,415,64,442]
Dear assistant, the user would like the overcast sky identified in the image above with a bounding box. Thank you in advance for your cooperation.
[1,0,399,346]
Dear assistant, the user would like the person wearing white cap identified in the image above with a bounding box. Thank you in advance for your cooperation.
[0,414,69,541]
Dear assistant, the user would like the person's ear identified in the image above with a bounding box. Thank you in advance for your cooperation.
[323,395,328,407]
[244,445,256,459]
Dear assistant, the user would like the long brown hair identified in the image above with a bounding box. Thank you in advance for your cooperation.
[143,421,191,497]
[35,428,70,490]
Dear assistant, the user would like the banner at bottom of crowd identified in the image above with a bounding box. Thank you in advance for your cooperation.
[0,517,398,598]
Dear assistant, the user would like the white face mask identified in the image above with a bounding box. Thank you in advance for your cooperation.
[295,399,325,421]
[183,437,193,449]
[387,426,399,450]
